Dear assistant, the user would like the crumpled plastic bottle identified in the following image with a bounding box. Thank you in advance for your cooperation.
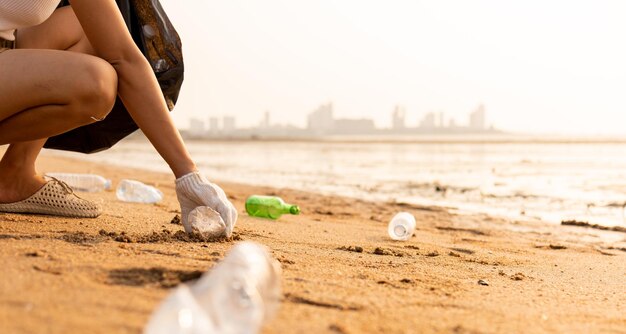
[45,173,112,192]
[144,242,282,334]
[387,212,416,241]
[188,206,226,237]
[116,179,163,204]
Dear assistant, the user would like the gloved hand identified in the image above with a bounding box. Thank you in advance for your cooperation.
[175,171,238,237]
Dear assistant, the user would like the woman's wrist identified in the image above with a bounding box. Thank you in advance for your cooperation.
[172,162,199,179]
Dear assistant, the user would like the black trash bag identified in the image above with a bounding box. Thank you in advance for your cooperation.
[44,0,184,153]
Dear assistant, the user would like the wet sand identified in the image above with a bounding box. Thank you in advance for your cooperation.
[0,152,625,333]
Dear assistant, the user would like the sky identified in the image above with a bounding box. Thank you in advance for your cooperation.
[159,0,626,135]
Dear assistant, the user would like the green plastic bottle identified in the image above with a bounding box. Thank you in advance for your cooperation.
[245,195,300,220]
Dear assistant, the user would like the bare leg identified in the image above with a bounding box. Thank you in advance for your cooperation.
[26,6,197,178]
[0,140,47,203]
[1,5,197,205]
[67,0,233,227]
[68,2,197,178]
[0,6,94,203]
[0,8,117,203]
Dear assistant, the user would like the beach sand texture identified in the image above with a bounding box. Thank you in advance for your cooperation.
[0,153,625,333]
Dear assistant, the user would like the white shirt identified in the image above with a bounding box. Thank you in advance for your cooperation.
[0,0,61,40]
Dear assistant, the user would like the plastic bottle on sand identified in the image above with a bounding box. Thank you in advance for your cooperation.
[188,206,226,237]
[245,195,300,220]
[116,179,163,204]
[144,242,282,334]
[387,212,416,241]
[46,173,112,192]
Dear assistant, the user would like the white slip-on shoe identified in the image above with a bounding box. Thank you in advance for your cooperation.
[0,177,102,218]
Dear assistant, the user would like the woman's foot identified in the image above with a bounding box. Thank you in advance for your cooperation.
[0,172,47,204]
[0,139,48,204]
[0,175,102,218]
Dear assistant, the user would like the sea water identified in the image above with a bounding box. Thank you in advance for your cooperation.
[49,135,626,229]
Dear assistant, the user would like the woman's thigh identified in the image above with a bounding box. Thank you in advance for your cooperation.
[0,49,116,122]
[17,6,95,54]
[0,6,115,122]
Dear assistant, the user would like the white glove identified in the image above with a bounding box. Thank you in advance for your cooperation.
[175,171,238,237]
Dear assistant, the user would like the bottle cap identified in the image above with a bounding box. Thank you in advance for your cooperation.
[290,206,300,215]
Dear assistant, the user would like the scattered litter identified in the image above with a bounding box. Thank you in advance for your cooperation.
[45,173,111,192]
[188,206,227,237]
[245,195,300,220]
[117,179,163,204]
[144,242,282,333]
[477,279,489,286]
[388,212,416,241]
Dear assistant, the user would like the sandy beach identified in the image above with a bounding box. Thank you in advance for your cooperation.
[0,152,625,334]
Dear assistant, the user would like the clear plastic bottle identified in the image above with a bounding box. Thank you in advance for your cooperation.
[144,242,282,334]
[45,173,112,192]
[116,179,163,204]
[387,212,416,241]
[144,284,216,333]
[188,206,226,237]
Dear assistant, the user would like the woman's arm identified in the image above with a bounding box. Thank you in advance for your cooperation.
[69,0,196,178]
[69,0,238,232]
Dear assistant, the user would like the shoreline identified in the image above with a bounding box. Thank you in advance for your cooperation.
[46,145,626,231]
[0,153,625,333]
[138,131,626,145]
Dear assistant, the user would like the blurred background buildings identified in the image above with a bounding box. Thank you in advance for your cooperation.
[182,102,497,139]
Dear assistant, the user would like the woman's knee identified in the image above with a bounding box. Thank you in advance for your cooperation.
[70,58,118,123]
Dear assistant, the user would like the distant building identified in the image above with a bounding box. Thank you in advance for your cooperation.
[437,112,445,128]
[186,101,497,139]
[333,118,375,135]
[208,117,220,133]
[307,102,334,135]
[189,118,205,137]
[392,105,406,130]
[419,112,436,129]
[470,104,486,130]
[223,116,236,132]
[261,111,270,129]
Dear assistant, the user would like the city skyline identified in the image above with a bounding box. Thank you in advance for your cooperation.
[185,102,496,138]
[161,1,626,136]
